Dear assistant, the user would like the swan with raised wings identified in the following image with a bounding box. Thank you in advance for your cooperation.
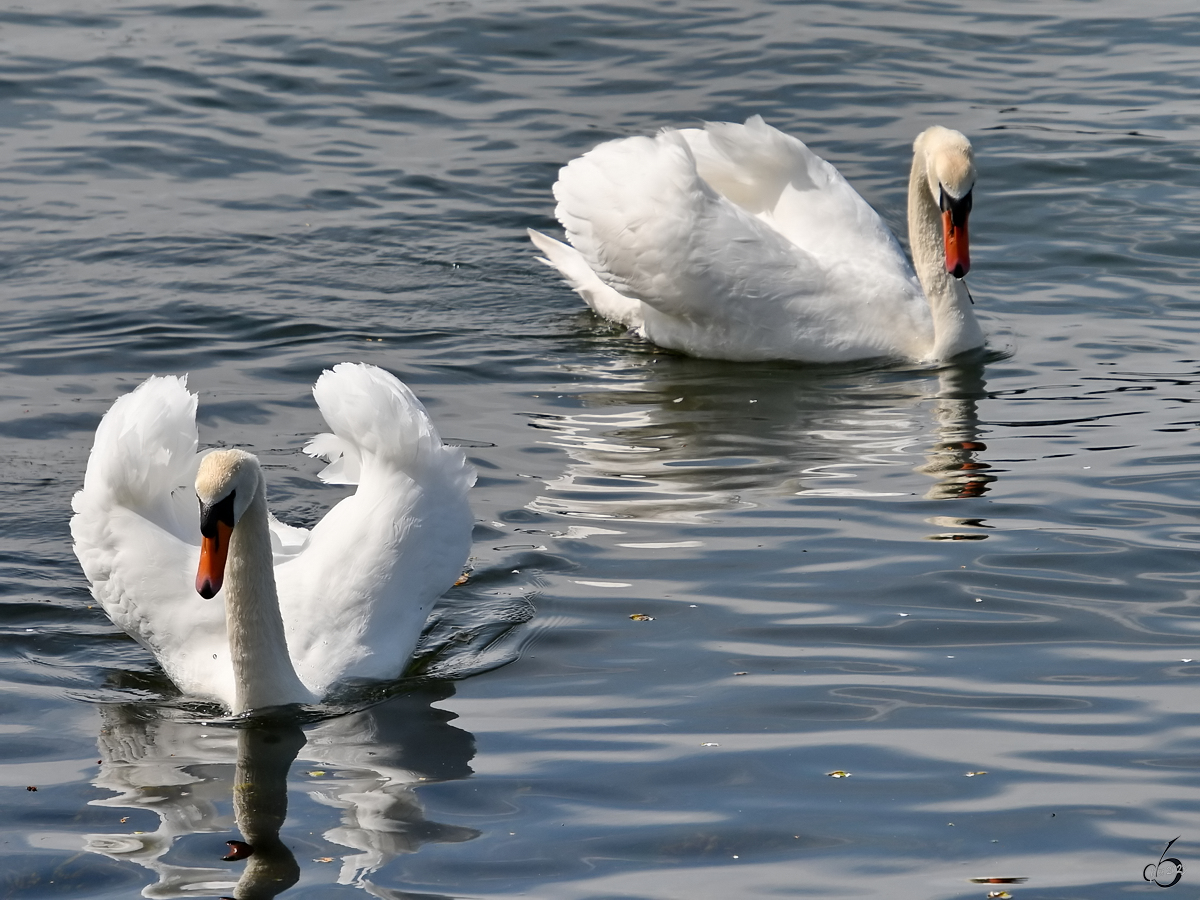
[529,117,984,363]
[71,363,475,714]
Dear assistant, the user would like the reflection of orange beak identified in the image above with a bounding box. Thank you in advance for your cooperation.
[942,209,970,278]
[196,520,233,598]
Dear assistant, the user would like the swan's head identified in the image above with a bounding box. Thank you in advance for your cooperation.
[915,126,975,279]
[195,449,262,599]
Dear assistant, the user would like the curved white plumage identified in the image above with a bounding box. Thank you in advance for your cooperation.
[71,364,475,711]
[530,116,983,363]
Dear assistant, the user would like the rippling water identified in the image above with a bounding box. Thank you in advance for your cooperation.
[5,1,1200,897]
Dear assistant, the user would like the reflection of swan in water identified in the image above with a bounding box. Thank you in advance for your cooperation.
[525,358,997,525]
[229,725,304,899]
[85,688,477,898]
[916,361,997,502]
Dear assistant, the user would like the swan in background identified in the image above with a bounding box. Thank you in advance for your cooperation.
[71,363,475,714]
[529,117,984,364]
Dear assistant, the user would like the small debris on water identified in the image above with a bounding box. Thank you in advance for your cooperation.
[965,771,988,777]
[630,614,654,621]
[826,770,851,778]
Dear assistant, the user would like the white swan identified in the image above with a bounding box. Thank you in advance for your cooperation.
[529,116,984,364]
[71,363,475,714]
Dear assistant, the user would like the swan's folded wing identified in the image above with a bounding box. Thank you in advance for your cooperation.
[551,129,855,359]
[685,116,914,277]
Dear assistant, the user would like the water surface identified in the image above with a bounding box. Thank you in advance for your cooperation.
[4,1,1200,898]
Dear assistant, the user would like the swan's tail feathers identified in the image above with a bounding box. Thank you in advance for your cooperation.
[74,375,200,526]
[528,228,644,330]
[306,363,475,494]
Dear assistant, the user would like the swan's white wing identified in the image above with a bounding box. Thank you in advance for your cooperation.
[685,116,912,276]
[71,376,235,706]
[275,364,475,695]
[546,117,934,362]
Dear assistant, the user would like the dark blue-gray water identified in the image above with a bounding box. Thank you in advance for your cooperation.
[5,1,1200,897]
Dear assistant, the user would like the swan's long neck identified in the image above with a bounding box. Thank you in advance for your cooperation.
[907,153,984,361]
[225,486,315,714]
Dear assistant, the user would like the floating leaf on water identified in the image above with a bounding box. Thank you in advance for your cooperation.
[826,770,851,778]
[986,892,1012,899]
[454,572,470,586]
[307,770,327,777]
[314,857,335,863]
[630,614,654,621]
[965,771,988,776]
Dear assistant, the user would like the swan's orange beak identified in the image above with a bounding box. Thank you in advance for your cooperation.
[196,520,232,599]
[942,208,970,279]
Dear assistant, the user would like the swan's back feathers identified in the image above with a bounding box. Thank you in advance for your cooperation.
[688,116,911,276]
[304,362,474,495]
[685,115,815,214]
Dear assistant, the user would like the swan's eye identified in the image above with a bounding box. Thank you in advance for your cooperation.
[939,186,973,226]
[199,490,236,537]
